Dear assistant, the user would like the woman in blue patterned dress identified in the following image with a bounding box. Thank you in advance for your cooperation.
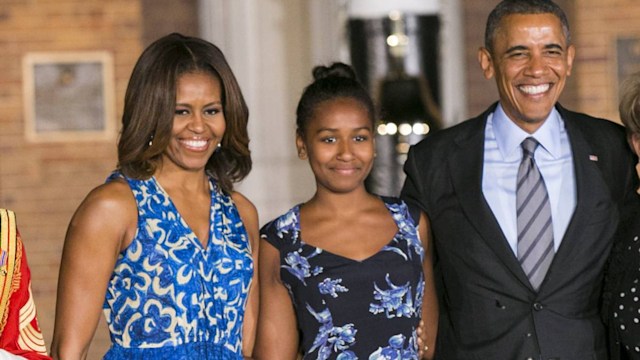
[51,33,259,359]
[254,63,438,360]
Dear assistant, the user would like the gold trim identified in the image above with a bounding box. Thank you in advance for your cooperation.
[0,209,17,335]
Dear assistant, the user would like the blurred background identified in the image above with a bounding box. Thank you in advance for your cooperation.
[1,0,639,357]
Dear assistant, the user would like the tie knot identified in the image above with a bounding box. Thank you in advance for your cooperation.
[521,137,539,157]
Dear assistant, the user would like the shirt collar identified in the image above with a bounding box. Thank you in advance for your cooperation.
[492,103,563,160]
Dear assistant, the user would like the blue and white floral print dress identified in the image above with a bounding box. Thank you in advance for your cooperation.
[260,197,425,360]
[102,171,253,360]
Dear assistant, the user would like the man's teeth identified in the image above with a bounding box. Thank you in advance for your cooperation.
[520,84,550,95]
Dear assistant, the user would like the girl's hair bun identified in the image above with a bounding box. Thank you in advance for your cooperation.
[312,62,357,82]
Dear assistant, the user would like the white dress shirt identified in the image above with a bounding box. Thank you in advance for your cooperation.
[482,104,576,254]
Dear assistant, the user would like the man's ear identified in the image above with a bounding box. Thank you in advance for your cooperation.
[566,44,576,77]
[296,133,307,160]
[478,47,495,80]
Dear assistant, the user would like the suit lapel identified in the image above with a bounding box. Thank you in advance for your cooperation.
[543,110,608,287]
[448,108,532,289]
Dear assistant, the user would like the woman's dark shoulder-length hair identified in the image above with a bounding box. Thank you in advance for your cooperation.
[117,32,251,193]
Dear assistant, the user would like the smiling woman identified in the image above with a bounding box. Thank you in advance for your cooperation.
[50,33,260,360]
[296,96,375,195]
[254,63,438,360]
[164,72,226,177]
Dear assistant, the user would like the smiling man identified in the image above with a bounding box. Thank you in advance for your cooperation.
[401,1,638,359]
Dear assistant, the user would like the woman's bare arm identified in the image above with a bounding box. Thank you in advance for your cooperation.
[232,192,260,357]
[253,239,299,360]
[51,181,136,360]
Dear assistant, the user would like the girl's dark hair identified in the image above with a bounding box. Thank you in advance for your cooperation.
[117,32,251,193]
[296,62,375,137]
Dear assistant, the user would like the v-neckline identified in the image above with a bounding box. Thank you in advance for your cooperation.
[294,201,400,264]
[151,176,214,252]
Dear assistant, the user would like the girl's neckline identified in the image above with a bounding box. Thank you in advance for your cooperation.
[294,199,400,263]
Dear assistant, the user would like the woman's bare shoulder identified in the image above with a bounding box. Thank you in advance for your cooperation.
[69,179,137,232]
[231,191,258,219]
[83,179,134,210]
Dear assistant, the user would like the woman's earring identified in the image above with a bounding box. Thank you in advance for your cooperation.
[148,135,154,147]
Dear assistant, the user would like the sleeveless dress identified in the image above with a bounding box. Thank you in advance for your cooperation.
[102,171,253,360]
[260,197,425,360]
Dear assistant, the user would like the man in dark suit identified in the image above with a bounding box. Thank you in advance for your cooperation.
[401,1,638,359]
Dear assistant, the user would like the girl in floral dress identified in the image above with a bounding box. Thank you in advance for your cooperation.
[254,63,438,360]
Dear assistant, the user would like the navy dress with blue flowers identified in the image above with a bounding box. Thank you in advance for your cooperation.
[260,197,425,360]
[101,171,253,360]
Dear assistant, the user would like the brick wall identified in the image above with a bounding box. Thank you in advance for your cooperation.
[462,0,499,117]
[0,1,196,357]
[573,0,640,123]
[0,2,142,357]
[141,0,199,47]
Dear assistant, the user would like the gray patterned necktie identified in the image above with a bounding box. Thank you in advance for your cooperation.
[516,137,554,291]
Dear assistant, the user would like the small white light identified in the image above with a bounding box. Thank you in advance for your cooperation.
[399,123,412,136]
[377,123,388,136]
[386,35,399,47]
[386,122,398,135]
[413,122,430,135]
[389,10,402,21]
[398,34,409,46]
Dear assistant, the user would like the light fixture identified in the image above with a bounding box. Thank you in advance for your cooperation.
[398,123,412,136]
[385,122,398,135]
[377,123,388,135]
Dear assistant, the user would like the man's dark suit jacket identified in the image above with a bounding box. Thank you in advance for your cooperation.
[401,103,637,360]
